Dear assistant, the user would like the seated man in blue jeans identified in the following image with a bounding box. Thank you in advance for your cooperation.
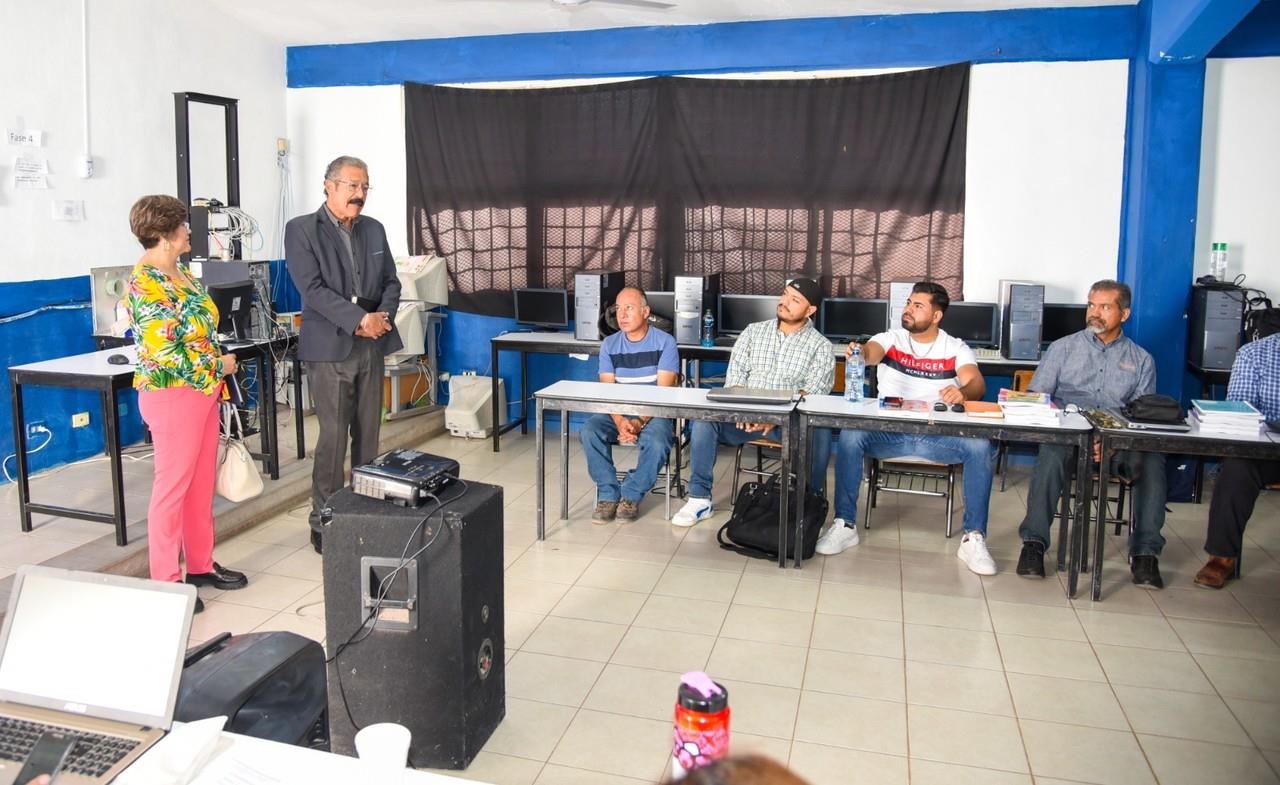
[580,286,680,524]
[672,277,835,527]
[817,282,997,575]
[1017,280,1166,588]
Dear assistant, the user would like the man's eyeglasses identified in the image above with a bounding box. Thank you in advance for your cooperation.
[330,178,372,193]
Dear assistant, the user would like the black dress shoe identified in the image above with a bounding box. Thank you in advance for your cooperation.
[311,529,323,555]
[1016,541,1046,579]
[194,596,205,614]
[186,562,249,591]
[1131,554,1164,589]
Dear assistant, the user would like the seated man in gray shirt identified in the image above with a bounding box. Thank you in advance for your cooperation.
[1016,279,1167,589]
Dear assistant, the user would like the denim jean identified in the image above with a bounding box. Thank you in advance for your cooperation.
[1018,444,1167,557]
[833,430,996,534]
[579,414,675,503]
[687,421,832,500]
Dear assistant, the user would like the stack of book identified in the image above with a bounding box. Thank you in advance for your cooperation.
[1191,399,1264,436]
[998,388,1058,426]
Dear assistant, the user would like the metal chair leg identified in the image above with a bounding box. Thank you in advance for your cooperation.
[864,460,878,530]
[998,442,1008,492]
[945,465,956,538]
[732,444,743,494]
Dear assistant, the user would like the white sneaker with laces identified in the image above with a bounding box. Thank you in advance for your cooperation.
[957,531,998,576]
[672,498,713,528]
[815,519,860,555]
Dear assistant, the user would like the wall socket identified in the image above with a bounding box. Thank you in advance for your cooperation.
[72,412,90,428]
[26,421,45,438]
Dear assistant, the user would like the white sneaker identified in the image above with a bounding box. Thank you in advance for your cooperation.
[672,498,713,527]
[815,519,860,555]
[957,531,998,576]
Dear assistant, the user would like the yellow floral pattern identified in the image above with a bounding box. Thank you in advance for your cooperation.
[127,263,223,394]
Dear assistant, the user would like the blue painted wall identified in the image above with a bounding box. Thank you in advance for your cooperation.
[0,277,145,480]
[288,6,1139,87]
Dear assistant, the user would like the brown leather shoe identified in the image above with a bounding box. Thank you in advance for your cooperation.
[1194,556,1237,590]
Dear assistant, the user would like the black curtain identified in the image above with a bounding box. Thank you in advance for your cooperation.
[406,64,968,316]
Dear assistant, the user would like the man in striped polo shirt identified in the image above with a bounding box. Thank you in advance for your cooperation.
[580,286,680,524]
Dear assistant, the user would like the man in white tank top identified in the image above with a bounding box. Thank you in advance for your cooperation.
[815,282,998,575]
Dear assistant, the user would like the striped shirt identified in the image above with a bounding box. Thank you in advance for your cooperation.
[1228,333,1280,422]
[869,328,976,400]
[599,326,679,384]
[725,319,834,394]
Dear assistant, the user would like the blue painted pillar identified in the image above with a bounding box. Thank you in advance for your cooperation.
[1117,2,1207,399]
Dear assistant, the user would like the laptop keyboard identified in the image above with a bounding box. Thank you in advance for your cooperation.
[0,715,140,777]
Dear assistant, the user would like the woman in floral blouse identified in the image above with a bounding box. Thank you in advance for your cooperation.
[127,195,248,612]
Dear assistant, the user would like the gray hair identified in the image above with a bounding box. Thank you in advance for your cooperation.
[324,155,368,182]
[1089,279,1132,311]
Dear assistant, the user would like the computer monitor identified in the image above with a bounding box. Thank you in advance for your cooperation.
[207,281,255,341]
[718,294,778,335]
[1042,303,1087,344]
[514,288,569,330]
[645,291,675,322]
[820,298,889,341]
[944,301,999,347]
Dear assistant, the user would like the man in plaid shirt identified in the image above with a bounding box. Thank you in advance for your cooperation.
[1194,331,1280,588]
[672,277,835,527]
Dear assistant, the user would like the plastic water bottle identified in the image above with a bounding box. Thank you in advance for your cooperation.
[701,309,715,347]
[671,672,730,780]
[845,346,865,402]
[1210,242,1229,281]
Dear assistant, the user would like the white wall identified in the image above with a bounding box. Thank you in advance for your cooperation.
[284,61,1129,303]
[964,60,1129,303]
[1197,56,1280,298]
[285,86,408,256]
[0,0,286,282]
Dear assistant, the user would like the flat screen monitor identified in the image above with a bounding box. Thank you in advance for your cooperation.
[820,298,889,341]
[207,280,255,341]
[945,301,999,347]
[718,294,778,335]
[646,291,675,322]
[514,288,569,329]
[1042,303,1087,344]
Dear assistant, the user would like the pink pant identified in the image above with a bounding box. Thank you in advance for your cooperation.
[139,386,221,582]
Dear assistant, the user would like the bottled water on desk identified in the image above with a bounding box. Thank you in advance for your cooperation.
[845,346,865,402]
[1210,242,1229,281]
[701,310,715,347]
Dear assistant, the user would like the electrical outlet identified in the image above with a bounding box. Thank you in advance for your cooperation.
[72,412,90,428]
[26,421,45,438]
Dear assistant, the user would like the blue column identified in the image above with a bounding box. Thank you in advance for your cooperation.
[1117,3,1207,399]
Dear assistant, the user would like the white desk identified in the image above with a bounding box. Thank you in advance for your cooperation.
[795,396,1095,594]
[152,730,484,784]
[533,380,801,566]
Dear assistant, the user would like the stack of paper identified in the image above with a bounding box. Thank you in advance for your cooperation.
[1191,399,1264,436]
[998,388,1058,426]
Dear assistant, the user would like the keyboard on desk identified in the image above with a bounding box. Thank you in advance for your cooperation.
[973,347,1004,361]
[713,336,737,347]
[0,714,140,778]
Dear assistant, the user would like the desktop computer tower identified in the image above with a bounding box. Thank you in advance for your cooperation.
[673,274,721,345]
[1189,285,1244,370]
[574,273,624,341]
[1000,281,1045,361]
[323,485,505,769]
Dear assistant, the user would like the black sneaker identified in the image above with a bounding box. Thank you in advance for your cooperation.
[1016,541,1046,579]
[1131,554,1164,590]
[194,596,205,614]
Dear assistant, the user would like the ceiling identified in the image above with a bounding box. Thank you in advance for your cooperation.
[203,0,1137,47]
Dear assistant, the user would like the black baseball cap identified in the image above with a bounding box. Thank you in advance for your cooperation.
[786,277,823,309]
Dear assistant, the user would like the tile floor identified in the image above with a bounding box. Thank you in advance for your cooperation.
[12,428,1280,784]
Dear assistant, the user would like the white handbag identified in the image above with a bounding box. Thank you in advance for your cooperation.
[216,404,264,502]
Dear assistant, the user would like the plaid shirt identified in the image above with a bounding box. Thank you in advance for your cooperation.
[725,319,834,394]
[1228,333,1280,422]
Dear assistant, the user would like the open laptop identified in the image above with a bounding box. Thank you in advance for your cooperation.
[1104,407,1192,433]
[0,566,197,784]
[706,386,798,406]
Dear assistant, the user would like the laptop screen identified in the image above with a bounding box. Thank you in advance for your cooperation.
[0,567,196,729]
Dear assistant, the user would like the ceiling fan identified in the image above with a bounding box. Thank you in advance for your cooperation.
[550,0,676,9]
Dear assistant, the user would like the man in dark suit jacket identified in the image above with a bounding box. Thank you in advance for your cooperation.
[285,155,401,551]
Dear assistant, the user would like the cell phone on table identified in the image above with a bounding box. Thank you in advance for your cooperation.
[879,396,904,409]
[15,730,77,783]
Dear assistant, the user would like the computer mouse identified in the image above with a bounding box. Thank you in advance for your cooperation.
[951,402,965,413]
[107,354,130,365]
[933,401,947,412]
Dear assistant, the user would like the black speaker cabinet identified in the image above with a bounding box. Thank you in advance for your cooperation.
[322,484,505,769]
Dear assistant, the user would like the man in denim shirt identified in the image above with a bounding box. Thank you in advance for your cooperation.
[1194,332,1280,589]
[1016,279,1167,588]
